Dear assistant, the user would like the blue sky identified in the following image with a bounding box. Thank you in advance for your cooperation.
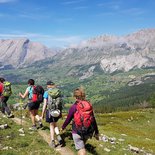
[0,0,155,48]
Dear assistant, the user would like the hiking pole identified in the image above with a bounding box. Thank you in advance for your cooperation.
[19,98,23,128]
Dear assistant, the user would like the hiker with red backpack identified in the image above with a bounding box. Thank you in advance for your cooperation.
[0,77,14,118]
[19,79,44,130]
[62,87,99,155]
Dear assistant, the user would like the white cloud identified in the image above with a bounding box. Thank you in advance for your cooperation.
[0,32,84,48]
[96,12,115,17]
[98,1,121,10]
[0,13,5,17]
[120,8,145,16]
[18,13,51,20]
[61,0,85,5]
[74,6,89,10]
[0,0,16,3]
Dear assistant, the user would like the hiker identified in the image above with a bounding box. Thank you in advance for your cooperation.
[0,77,14,118]
[61,87,99,155]
[19,79,43,130]
[41,81,63,148]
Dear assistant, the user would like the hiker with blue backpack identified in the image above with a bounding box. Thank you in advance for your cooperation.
[19,79,44,130]
[0,77,14,118]
[41,81,64,148]
[61,87,99,155]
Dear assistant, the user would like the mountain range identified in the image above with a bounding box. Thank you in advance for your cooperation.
[0,38,55,69]
[1,29,155,111]
[0,28,155,75]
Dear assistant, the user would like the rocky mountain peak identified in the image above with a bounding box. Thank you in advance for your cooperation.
[0,38,55,69]
[52,28,155,76]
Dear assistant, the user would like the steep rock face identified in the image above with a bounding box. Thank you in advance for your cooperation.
[100,53,151,73]
[0,38,55,68]
[99,29,155,73]
[52,28,155,74]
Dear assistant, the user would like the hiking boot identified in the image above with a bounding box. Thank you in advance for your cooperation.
[7,114,14,118]
[57,135,64,147]
[29,125,37,131]
[49,140,55,148]
[23,103,28,109]
[39,122,43,128]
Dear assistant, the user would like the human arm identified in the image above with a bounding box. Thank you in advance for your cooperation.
[41,91,48,119]
[62,103,77,130]
[93,113,99,140]
[41,98,47,119]
[19,88,29,99]
[0,83,3,95]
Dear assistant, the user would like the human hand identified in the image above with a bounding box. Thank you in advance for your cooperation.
[40,115,44,120]
[60,128,65,134]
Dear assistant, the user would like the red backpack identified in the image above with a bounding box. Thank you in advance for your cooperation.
[32,85,44,103]
[73,100,95,137]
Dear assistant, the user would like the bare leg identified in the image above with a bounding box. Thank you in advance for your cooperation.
[29,110,36,126]
[78,148,86,155]
[50,122,55,141]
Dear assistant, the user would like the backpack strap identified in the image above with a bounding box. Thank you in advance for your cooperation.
[28,86,34,100]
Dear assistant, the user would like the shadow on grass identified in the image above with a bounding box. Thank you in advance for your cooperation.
[40,126,50,130]
[85,143,99,155]
[61,131,73,140]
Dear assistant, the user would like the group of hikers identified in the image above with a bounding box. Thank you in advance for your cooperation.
[0,77,99,155]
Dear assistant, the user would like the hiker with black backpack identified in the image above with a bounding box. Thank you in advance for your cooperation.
[61,87,99,155]
[0,77,14,118]
[41,81,64,148]
[19,79,44,130]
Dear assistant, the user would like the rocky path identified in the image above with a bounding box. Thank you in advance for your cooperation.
[11,117,75,155]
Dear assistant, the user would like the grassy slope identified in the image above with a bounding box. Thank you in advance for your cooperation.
[0,114,60,155]
[0,108,155,155]
[59,108,155,155]
[97,108,155,155]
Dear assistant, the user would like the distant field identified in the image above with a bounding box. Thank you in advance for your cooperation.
[2,68,154,115]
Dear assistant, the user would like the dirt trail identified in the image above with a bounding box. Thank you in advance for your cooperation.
[11,117,75,155]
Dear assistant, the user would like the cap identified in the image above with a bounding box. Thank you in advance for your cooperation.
[46,81,55,85]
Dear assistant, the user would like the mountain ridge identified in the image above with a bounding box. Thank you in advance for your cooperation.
[48,28,155,76]
[0,28,155,75]
[0,38,55,69]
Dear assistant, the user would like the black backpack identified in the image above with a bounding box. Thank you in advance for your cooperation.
[32,85,44,103]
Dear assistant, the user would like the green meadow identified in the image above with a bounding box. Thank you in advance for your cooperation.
[1,108,155,155]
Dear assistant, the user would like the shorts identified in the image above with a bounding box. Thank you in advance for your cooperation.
[45,110,60,123]
[28,102,40,110]
[72,133,88,150]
